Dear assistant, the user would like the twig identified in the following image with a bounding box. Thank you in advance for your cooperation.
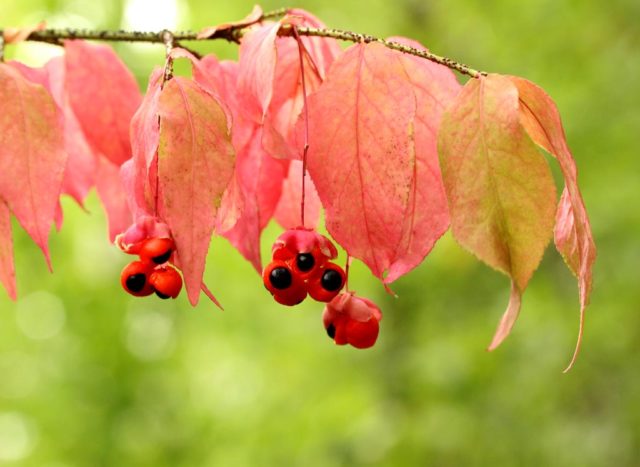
[11,7,486,78]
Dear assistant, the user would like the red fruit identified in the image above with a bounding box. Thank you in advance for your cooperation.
[308,263,346,302]
[323,313,349,345]
[345,319,380,349]
[121,261,154,297]
[149,265,183,299]
[139,237,174,265]
[262,260,307,306]
[272,228,338,265]
[115,216,172,255]
[323,293,383,349]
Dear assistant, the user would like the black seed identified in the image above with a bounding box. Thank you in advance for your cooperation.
[296,253,315,272]
[155,291,170,299]
[326,323,336,339]
[152,250,172,264]
[321,269,343,291]
[126,273,146,293]
[269,267,292,289]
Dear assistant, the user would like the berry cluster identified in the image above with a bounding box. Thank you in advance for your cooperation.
[263,228,383,349]
[323,293,383,349]
[120,237,183,299]
[262,228,346,306]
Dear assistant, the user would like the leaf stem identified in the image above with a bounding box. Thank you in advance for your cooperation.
[292,26,310,228]
[13,7,486,78]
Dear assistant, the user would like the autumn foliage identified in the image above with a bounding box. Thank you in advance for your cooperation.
[0,7,595,369]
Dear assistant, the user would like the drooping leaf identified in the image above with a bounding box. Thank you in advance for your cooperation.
[382,37,461,283]
[237,22,281,121]
[0,63,67,268]
[195,54,286,270]
[9,58,98,207]
[262,12,340,159]
[302,42,421,281]
[96,157,132,242]
[222,126,287,270]
[127,68,164,216]
[46,57,97,205]
[262,35,323,160]
[274,159,320,230]
[197,5,263,39]
[65,40,141,166]
[157,77,235,305]
[509,76,596,371]
[0,200,16,300]
[284,9,341,80]
[2,22,46,44]
[238,9,340,129]
[437,74,557,350]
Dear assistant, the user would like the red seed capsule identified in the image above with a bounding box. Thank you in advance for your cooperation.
[345,319,380,349]
[120,261,154,297]
[322,293,383,349]
[262,260,307,306]
[308,263,346,302]
[139,237,175,265]
[149,265,183,299]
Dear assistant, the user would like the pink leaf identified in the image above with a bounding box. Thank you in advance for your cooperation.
[237,22,281,121]
[382,37,461,283]
[302,43,422,281]
[262,11,340,160]
[437,74,557,349]
[46,57,97,206]
[9,59,97,208]
[274,159,320,230]
[128,68,164,216]
[0,63,67,269]
[194,54,286,270]
[0,200,16,300]
[284,9,341,80]
[65,40,142,166]
[220,125,286,271]
[157,77,235,305]
[96,157,132,242]
[509,76,596,371]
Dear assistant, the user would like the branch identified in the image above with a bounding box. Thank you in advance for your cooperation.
[11,7,485,78]
[282,26,485,78]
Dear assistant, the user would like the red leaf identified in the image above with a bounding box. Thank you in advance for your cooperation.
[383,37,461,283]
[0,200,16,300]
[96,157,132,242]
[438,74,557,349]
[284,9,340,80]
[157,77,235,305]
[0,63,67,268]
[238,9,339,128]
[194,53,286,270]
[222,127,287,270]
[65,40,141,166]
[9,59,97,207]
[302,42,425,281]
[261,36,325,160]
[238,22,281,121]
[509,76,596,371]
[46,57,97,205]
[128,68,164,216]
[197,5,263,39]
[274,160,320,230]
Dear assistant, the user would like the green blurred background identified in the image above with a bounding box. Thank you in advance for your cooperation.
[1,1,638,465]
